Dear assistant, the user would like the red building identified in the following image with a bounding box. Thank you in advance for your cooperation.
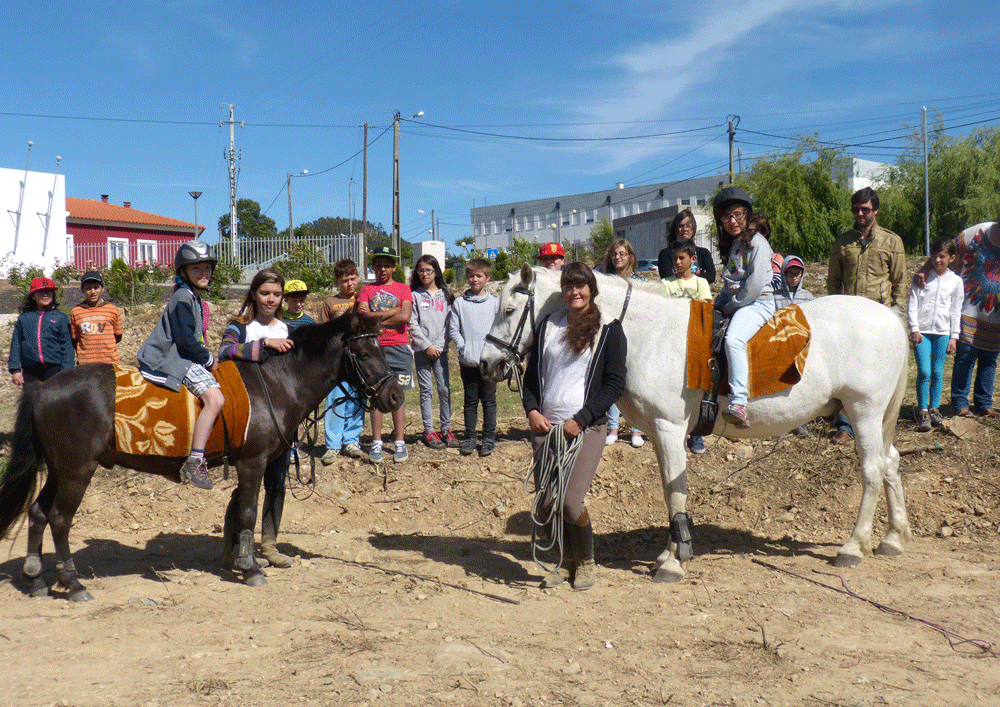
[66,195,203,269]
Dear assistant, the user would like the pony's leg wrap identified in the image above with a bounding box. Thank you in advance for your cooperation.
[236,529,255,571]
[55,558,92,602]
[23,552,48,597]
[670,513,694,562]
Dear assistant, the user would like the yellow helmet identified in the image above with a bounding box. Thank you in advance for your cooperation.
[284,279,309,296]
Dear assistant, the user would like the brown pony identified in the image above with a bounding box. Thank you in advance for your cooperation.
[0,312,402,600]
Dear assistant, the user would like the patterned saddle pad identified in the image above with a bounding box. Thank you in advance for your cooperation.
[113,361,251,457]
[686,300,811,399]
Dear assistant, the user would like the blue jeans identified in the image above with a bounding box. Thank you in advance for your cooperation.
[324,381,364,449]
[607,402,640,436]
[725,298,776,407]
[951,340,1000,411]
[415,350,452,434]
[913,333,949,410]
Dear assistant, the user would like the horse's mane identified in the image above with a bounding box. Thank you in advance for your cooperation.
[283,311,381,358]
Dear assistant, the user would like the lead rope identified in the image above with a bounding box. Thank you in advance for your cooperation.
[526,422,584,573]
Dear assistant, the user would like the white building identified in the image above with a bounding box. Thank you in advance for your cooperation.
[833,157,892,193]
[0,165,67,275]
[470,176,724,253]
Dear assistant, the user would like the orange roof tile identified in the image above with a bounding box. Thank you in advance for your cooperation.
[66,197,203,233]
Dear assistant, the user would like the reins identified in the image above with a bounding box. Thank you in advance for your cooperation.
[528,422,584,574]
[485,280,537,395]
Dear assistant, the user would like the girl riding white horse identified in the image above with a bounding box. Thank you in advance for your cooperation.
[482,264,911,583]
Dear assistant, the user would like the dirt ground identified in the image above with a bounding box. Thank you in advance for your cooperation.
[1,275,999,707]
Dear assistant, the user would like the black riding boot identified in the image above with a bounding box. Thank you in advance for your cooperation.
[260,487,292,568]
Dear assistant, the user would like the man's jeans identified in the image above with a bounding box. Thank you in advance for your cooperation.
[950,340,1000,411]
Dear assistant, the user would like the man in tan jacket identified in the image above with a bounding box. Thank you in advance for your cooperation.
[826,186,906,443]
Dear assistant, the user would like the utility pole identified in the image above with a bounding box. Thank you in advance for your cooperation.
[10,140,32,255]
[287,172,294,239]
[738,147,743,176]
[922,106,930,256]
[220,104,244,259]
[431,208,435,240]
[393,112,401,256]
[39,156,60,256]
[362,122,368,265]
[728,119,735,184]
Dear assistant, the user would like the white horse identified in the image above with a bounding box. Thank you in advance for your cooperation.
[481,265,912,583]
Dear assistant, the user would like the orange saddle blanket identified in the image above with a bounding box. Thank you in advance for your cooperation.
[113,362,251,457]
[686,300,811,399]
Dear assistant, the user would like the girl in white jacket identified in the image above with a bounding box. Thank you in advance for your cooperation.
[907,238,963,430]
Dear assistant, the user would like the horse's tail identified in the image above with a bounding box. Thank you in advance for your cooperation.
[882,339,908,455]
[0,384,44,539]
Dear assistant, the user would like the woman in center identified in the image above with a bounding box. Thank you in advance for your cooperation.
[521,262,627,591]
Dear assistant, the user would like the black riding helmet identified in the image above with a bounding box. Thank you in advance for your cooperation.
[712,186,753,217]
[174,240,218,282]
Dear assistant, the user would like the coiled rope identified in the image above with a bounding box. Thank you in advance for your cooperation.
[526,421,584,573]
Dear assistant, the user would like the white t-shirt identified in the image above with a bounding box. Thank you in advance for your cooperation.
[245,319,289,342]
[540,315,595,425]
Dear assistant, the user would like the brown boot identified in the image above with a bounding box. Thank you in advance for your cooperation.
[568,510,596,592]
[259,488,292,568]
[181,456,213,489]
[540,522,574,588]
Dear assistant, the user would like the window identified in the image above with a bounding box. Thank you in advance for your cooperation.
[697,198,706,206]
[681,199,691,206]
[137,240,157,265]
[107,238,127,264]
[562,219,569,226]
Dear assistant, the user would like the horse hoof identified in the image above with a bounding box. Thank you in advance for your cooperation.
[23,554,43,578]
[28,579,49,598]
[69,589,93,602]
[243,571,267,587]
[834,553,863,568]
[651,566,684,583]
[874,542,904,557]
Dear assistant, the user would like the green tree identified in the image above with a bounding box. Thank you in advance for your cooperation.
[733,136,852,262]
[218,199,278,241]
[589,217,615,259]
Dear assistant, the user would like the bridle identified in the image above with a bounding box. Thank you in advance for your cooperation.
[484,278,537,392]
[341,332,395,410]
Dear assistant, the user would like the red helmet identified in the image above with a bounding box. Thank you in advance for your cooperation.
[29,277,56,294]
[538,242,565,259]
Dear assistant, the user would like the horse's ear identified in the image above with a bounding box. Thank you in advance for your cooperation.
[520,263,534,287]
[352,310,381,335]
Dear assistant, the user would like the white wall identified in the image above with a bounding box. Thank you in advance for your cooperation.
[414,239,447,268]
[0,166,67,275]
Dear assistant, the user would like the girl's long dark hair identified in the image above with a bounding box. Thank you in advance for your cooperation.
[235,268,285,324]
[22,290,59,313]
[668,208,696,243]
[409,254,454,304]
[561,262,601,354]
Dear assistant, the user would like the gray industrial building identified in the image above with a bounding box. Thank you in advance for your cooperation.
[470,176,725,257]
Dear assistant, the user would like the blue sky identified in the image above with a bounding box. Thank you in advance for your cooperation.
[3,0,998,254]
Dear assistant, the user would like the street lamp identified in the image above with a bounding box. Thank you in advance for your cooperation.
[188,191,202,240]
[393,110,424,258]
[287,170,308,238]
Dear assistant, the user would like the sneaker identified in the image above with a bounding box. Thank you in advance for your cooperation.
[604,433,618,446]
[460,436,477,456]
[917,410,932,432]
[479,438,495,457]
[423,430,446,450]
[181,457,213,490]
[831,430,854,445]
[928,408,944,427]
[393,442,408,463]
[444,428,461,449]
[722,403,750,428]
[369,441,383,463]
[687,435,706,454]
[342,442,364,459]
[321,448,340,465]
[630,433,645,448]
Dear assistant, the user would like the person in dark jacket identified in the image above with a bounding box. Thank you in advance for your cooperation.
[658,209,716,284]
[9,277,74,385]
[522,262,626,591]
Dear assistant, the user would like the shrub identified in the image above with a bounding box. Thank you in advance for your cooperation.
[443,268,455,285]
[392,264,406,283]
[103,259,163,307]
[204,260,244,302]
[5,261,52,302]
[271,242,338,293]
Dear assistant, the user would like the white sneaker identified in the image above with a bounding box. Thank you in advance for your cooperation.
[605,433,618,446]
[631,434,645,448]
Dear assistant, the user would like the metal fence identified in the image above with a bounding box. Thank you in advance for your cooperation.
[69,234,364,275]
